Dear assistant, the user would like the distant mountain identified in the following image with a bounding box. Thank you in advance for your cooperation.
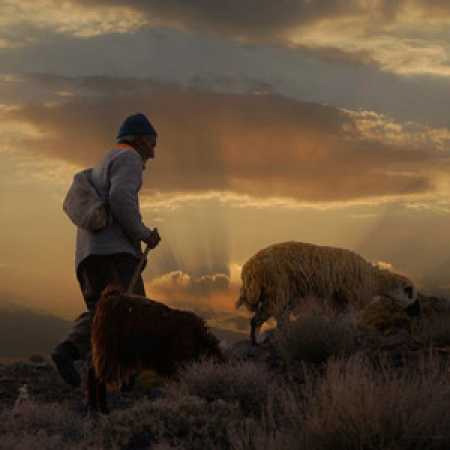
[0,301,71,358]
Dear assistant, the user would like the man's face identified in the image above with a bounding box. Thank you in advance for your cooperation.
[137,134,157,161]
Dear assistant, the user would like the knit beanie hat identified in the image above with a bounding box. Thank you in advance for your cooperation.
[117,113,157,139]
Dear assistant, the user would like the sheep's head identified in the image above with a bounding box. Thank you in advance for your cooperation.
[357,295,416,332]
[380,271,417,306]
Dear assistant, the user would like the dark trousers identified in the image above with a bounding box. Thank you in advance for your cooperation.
[61,253,146,360]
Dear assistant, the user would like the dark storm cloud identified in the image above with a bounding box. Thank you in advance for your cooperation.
[2,0,450,83]
[4,75,445,202]
[74,0,347,39]
[72,0,450,42]
[63,0,450,77]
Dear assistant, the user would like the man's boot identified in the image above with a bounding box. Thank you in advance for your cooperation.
[51,341,81,387]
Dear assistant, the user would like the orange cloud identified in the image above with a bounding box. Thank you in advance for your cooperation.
[146,270,240,313]
[4,77,444,203]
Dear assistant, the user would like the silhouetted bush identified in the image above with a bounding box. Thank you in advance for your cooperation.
[414,311,450,347]
[102,394,240,450]
[301,353,450,450]
[273,313,357,365]
[0,399,102,450]
[229,354,450,450]
[170,358,274,417]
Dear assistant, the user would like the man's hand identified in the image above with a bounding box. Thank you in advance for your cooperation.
[144,228,161,249]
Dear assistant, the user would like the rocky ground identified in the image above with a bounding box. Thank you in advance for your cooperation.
[0,297,449,450]
[0,355,167,416]
[1,327,448,418]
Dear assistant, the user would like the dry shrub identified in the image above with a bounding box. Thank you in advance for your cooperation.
[229,354,450,450]
[152,443,185,450]
[414,311,450,347]
[228,380,305,450]
[274,312,357,365]
[169,358,274,417]
[0,430,103,450]
[102,394,240,450]
[0,400,102,450]
[302,354,450,450]
[0,431,67,450]
[229,419,298,450]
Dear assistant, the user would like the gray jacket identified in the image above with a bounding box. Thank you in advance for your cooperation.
[75,146,152,272]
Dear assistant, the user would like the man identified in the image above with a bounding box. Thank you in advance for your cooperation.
[52,113,161,387]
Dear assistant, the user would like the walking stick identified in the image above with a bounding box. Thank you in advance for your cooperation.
[126,244,151,294]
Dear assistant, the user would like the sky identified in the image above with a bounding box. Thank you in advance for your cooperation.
[1,0,450,336]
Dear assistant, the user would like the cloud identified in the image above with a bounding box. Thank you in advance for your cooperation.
[144,268,253,335]
[342,109,450,152]
[2,1,450,76]
[149,270,229,298]
[4,75,446,203]
[64,0,450,76]
[71,0,449,40]
[146,262,243,314]
[147,270,240,312]
[0,0,148,47]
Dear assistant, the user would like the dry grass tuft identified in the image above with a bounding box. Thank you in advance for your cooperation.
[273,312,357,365]
[169,358,274,417]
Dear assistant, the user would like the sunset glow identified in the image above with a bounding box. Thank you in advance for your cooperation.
[1,0,450,338]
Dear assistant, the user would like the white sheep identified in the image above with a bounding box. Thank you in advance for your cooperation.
[235,241,417,344]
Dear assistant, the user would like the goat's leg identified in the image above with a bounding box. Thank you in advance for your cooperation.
[86,365,98,412]
[96,379,108,414]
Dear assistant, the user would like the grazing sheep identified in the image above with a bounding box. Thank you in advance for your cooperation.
[87,285,224,413]
[355,295,419,333]
[356,292,450,334]
[236,241,417,344]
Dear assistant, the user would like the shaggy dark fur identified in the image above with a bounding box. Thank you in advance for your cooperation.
[87,284,224,413]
